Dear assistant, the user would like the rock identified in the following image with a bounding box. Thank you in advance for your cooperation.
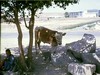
[66,33,96,61]
[3,71,19,75]
[68,63,96,75]
[42,51,51,62]
[96,48,100,53]
[51,46,79,67]
[34,64,68,75]
[82,53,100,73]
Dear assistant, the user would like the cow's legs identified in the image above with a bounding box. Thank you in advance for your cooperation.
[35,40,38,53]
[35,40,41,54]
[37,41,41,50]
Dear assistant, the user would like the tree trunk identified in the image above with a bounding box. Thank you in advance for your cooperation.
[27,10,35,68]
[14,8,28,71]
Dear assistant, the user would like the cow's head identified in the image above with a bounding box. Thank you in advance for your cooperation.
[55,32,66,45]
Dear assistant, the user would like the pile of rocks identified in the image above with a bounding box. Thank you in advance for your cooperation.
[51,33,100,75]
[1,33,100,75]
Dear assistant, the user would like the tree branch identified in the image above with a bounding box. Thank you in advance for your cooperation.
[5,12,14,20]
[22,10,29,29]
[2,15,15,23]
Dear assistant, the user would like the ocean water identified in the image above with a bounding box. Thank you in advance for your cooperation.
[1,21,100,54]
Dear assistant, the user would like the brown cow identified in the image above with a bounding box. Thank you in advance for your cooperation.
[35,26,66,53]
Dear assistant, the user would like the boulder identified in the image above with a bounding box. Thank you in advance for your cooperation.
[51,46,79,67]
[2,71,19,75]
[68,63,96,75]
[96,48,100,53]
[66,33,96,61]
[82,53,100,73]
[42,51,51,62]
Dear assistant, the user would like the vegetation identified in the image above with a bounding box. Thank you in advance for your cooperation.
[1,0,79,71]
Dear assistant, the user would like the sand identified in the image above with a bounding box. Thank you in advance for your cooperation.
[1,17,100,53]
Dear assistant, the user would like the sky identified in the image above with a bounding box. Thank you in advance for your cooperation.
[38,0,100,13]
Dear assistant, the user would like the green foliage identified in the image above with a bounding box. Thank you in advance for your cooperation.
[1,1,22,23]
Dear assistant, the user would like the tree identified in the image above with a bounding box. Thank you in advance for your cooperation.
[1,1,28,71]
[1,0,79,71]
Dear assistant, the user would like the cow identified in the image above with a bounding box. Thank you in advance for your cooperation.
[35,26,66,53]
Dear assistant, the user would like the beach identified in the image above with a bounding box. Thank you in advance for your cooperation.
[1,17,100,54]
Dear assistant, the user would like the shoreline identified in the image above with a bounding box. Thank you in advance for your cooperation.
[59,19,100,30]
[35,17,100,30]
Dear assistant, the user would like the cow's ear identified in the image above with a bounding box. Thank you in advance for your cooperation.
[62,33,66,36]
